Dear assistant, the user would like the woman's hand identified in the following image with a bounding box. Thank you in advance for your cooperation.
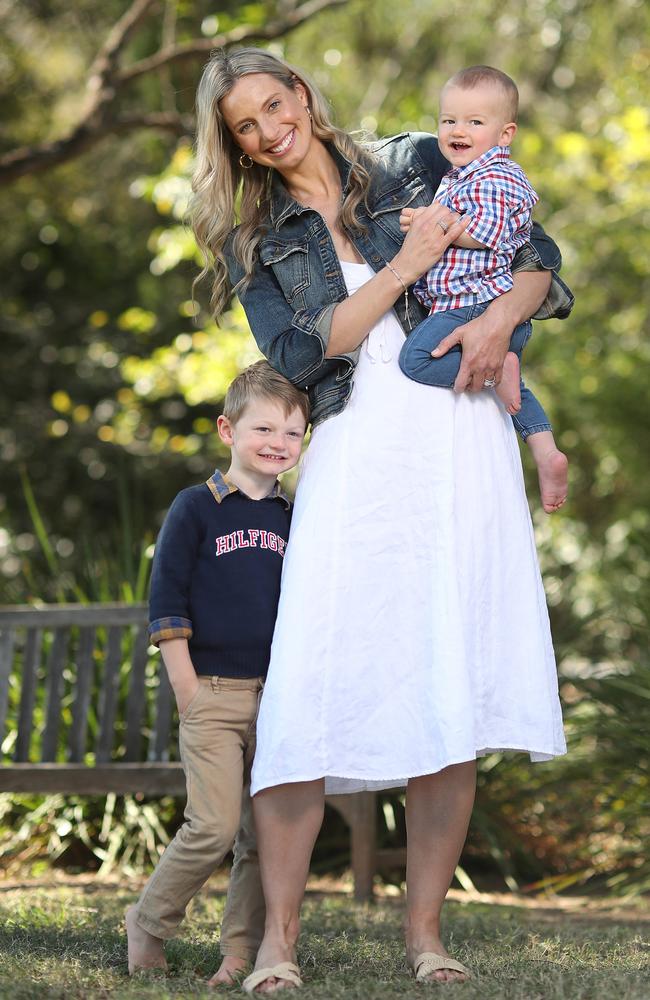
[392,202,469,285]
[432,271,552,392]
[433,307,513,392]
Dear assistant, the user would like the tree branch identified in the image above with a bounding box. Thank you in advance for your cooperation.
[0,0,349,186]
[160,0,179,113]
[113,111,194,135]
[119,0,349,83]
[0,114,193,184]
[85,0,160,114]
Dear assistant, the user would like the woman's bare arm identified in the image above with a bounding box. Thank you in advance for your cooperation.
[324,202,468,358]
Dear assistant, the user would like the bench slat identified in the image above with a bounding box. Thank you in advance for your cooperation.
[149,668,174,762]
[0,629,16,742]
[0,762,185,795]
[68,628,96,762]
[0,604,147,628]
[96,626,123,763]
[15,628,42,761]
[125,625,149,761]
[41,628,69,761]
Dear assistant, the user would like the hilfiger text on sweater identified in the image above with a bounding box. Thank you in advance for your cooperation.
[215,529,286,557]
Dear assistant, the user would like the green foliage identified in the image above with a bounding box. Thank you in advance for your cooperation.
[0,793,179,877]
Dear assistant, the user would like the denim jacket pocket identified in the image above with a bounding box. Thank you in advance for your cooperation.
[367,176,427,217]
[259,238,310,307]
[366,177,428,246]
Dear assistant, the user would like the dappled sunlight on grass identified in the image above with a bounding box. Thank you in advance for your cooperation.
[0,881,648,999]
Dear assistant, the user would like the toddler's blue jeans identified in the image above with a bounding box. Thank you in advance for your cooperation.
[398,301,551,441]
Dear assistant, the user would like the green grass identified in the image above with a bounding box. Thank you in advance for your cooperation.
[0,881,648,999]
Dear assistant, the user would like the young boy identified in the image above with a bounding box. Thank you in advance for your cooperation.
[125,360,309,984]
[398,65,568,512]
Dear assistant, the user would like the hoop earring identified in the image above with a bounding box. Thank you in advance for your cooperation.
[239,153,254,169]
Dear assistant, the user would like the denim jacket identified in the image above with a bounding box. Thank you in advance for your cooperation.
[225,132,574,427]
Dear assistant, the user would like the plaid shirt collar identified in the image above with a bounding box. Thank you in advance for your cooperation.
[205,469,291,509]
[446,144,511,182]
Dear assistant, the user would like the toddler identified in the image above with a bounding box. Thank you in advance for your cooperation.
[399,66,568,512]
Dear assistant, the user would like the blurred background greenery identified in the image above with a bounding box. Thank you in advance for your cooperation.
[0,0,648,895]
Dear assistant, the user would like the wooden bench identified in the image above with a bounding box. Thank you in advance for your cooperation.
[0,603,378,899]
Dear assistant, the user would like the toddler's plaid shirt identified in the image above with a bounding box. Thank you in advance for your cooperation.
[414,145,539,314]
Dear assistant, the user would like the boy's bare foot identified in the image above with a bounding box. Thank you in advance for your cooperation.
[495,352,521,414]
[527,431,569,512]
[208,955,248,986]
[125,904,168,975]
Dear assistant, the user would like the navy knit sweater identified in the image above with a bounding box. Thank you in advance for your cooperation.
[148,471,292,678]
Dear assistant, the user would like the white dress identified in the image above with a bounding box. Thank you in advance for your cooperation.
[251,261,566,796]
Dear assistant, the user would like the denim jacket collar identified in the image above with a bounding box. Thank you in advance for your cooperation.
[206,469,291,509]
[268,143,353,231]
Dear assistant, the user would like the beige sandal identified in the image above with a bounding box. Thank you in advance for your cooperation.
[242,962,302,993]
[413,951,472,982]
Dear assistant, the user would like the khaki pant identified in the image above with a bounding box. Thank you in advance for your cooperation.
[134,675,265,961]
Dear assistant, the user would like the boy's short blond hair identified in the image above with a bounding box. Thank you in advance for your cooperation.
[223,360,310,425]
[444,65,519,121]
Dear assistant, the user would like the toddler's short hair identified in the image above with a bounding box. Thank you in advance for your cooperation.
[444,65,519,121]
[223,360,310,425]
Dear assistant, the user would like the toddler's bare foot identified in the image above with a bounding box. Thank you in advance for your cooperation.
[208,955,249,986]
[537,449,569,512]
[527,431,569,513]
[531,446,569,512]
[125,904,167,975]
[495,352,521,414]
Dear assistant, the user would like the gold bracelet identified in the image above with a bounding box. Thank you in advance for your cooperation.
[385,261,412,329]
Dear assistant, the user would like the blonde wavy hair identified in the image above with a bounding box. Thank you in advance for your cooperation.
[190,47,375,319]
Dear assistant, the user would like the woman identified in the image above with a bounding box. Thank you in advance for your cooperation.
[192,47,569,991]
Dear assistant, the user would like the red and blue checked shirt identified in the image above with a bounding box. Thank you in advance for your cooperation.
[414,145,539,314]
